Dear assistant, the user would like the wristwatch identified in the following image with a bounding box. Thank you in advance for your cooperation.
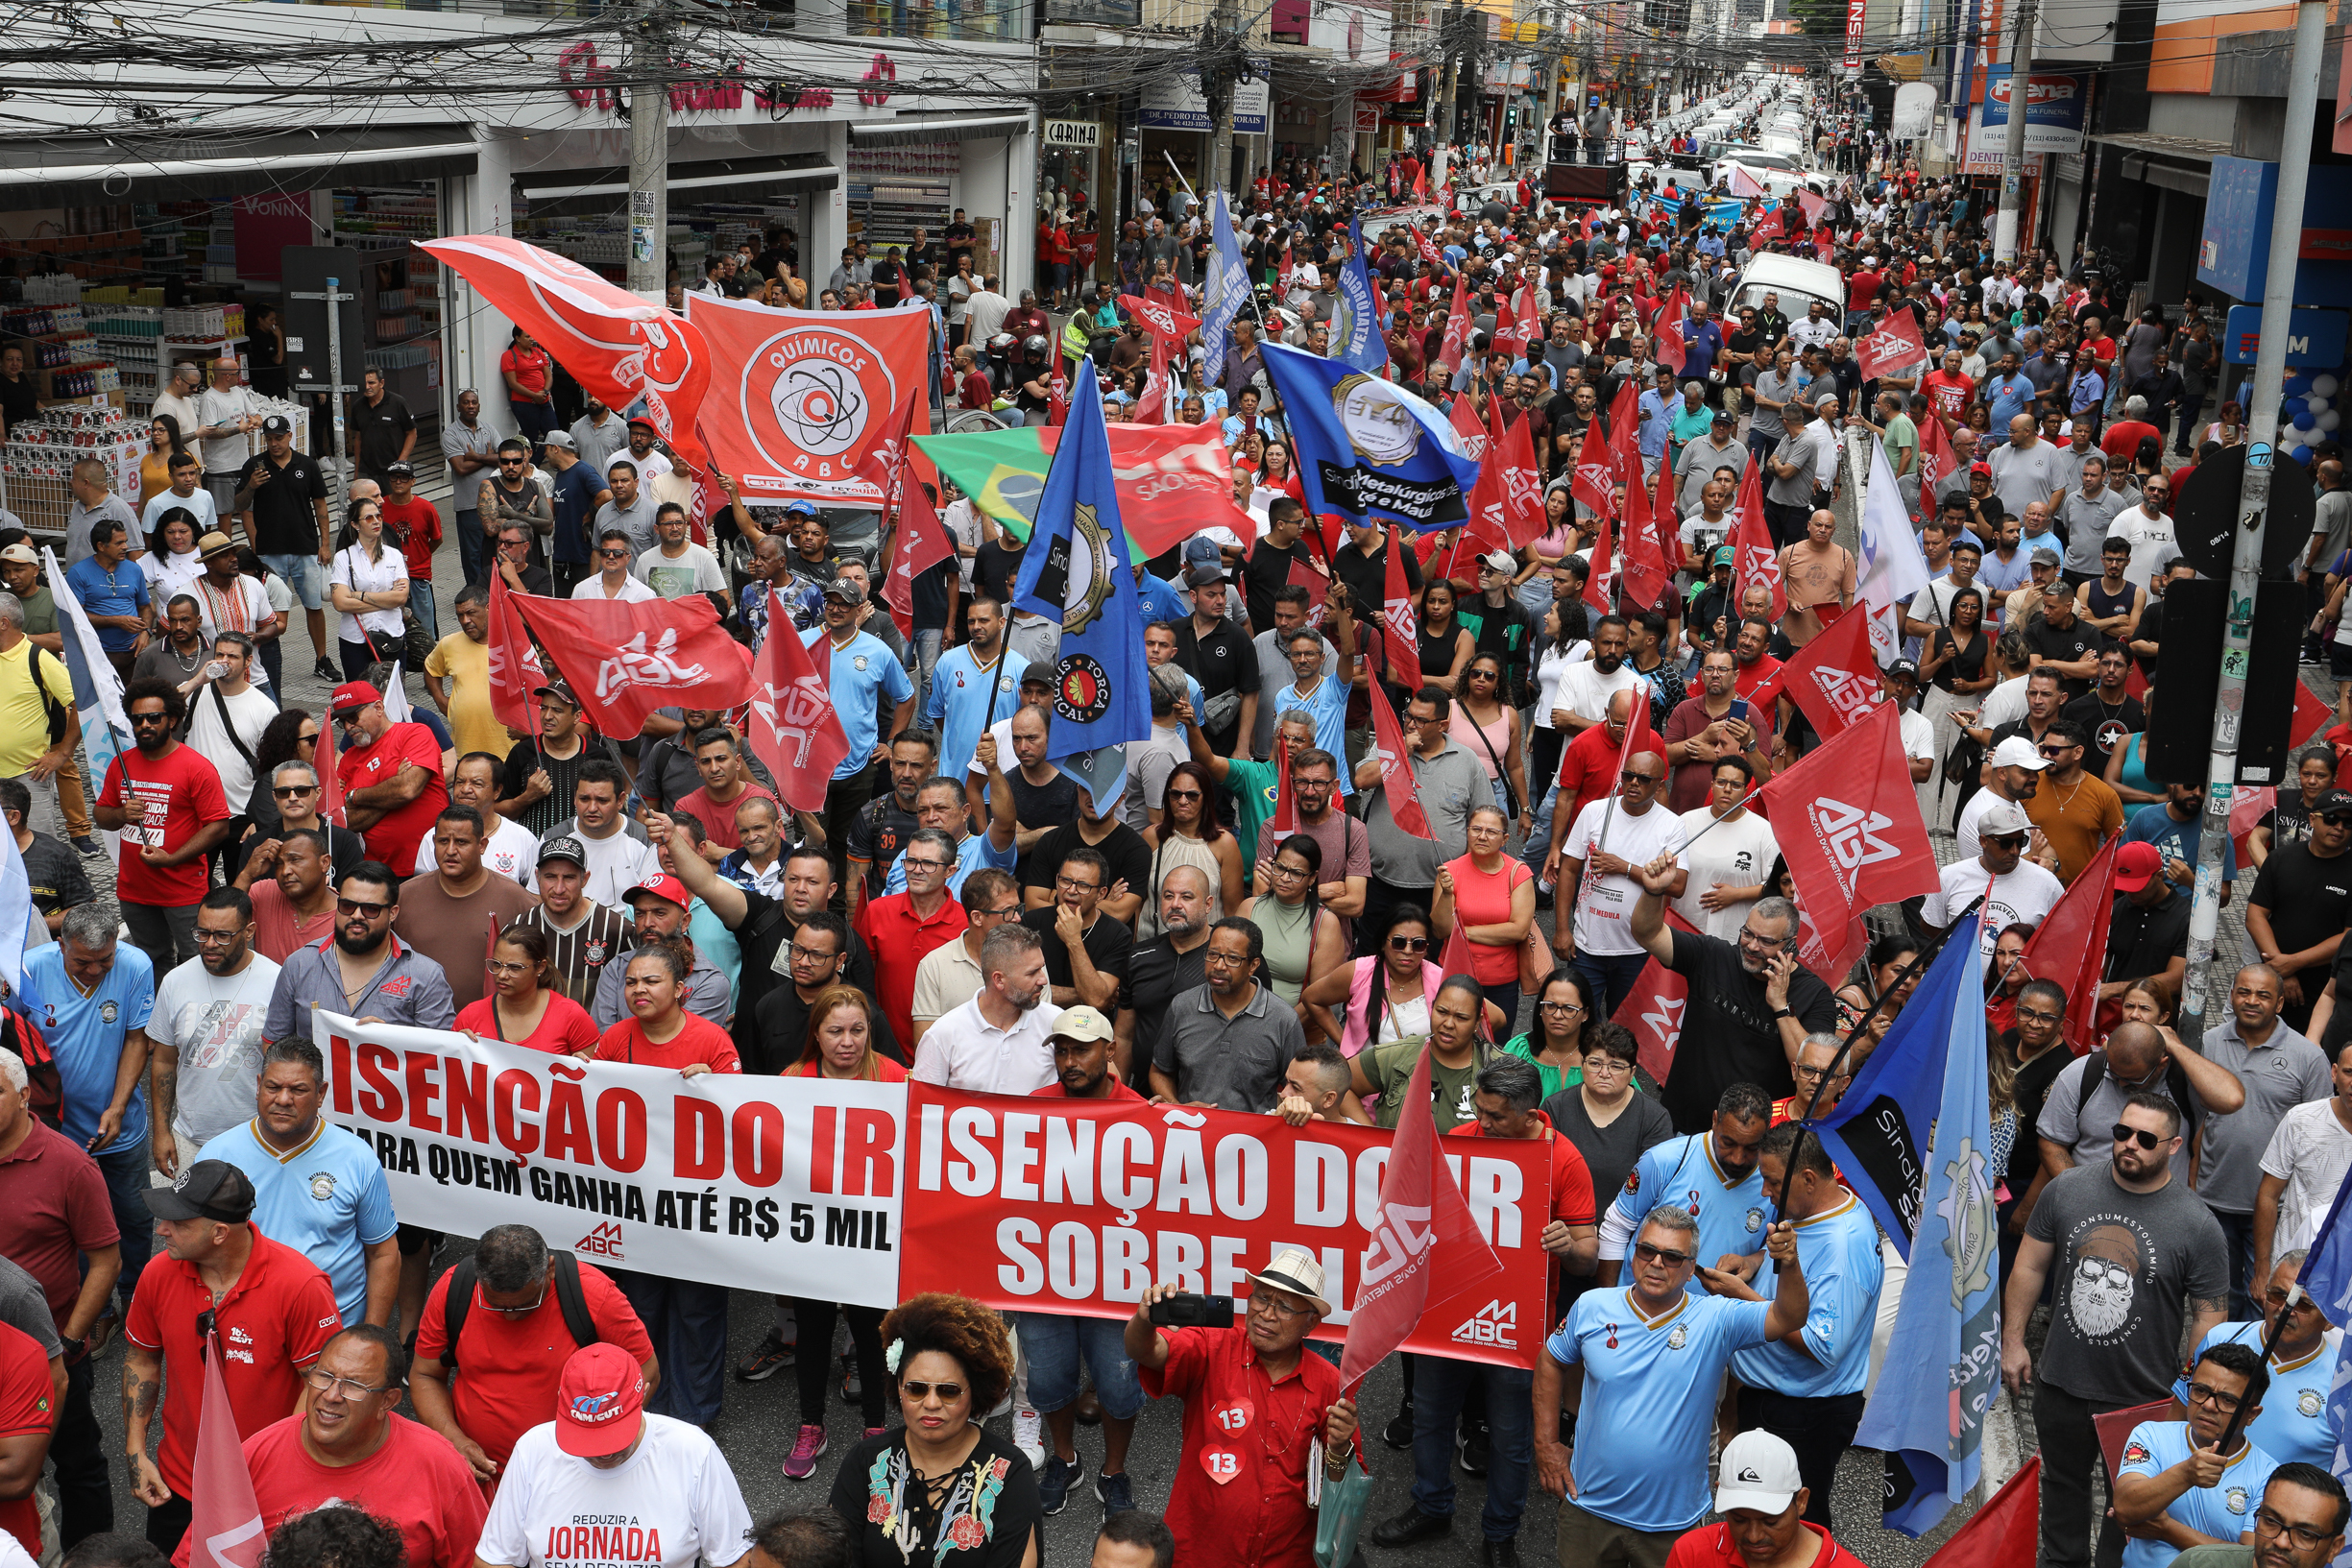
[1770,1007,1793,1021]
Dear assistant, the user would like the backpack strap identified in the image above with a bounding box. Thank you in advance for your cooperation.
[550,1251,600,1352]
[26,646,65,747]
[440,1255,476,1370]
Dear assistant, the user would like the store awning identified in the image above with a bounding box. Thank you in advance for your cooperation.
[850,114,1031,147]
[2089,131,2225,198]
[518,156,841,207]
[0,129,477,210]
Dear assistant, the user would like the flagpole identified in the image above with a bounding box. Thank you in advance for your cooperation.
[2209,1286,2311,1458]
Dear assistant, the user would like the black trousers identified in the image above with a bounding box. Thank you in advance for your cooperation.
[822,762,878,914]
[2032,1373,2132,1568]
[1739,1385,1864,1530]
[794,1298,888,1429]
[54,1351,112,1546]
[146,1492,193,1556]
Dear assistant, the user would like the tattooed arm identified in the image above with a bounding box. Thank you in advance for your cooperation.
[123,1345,169,1507]
[2185,1296,2229,1360]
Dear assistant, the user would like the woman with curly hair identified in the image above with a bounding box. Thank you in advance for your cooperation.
[828,1294,1042,1568]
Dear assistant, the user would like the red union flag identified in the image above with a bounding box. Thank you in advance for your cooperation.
[882,474,956,638]
[485,568,545,734]
[1450,390,1491,462]
[1439,273,1471,381]
[968,422,1254,563]
[745,591,850,812]
[2019,835,2121,1050]
[1782,609,1886,740]
[1733,468,1788,621]
[1412,224,1442,267]
[1367,679,1434,839]
[1754,706,1937,978]
[1652,288,1690,376]
[1571,453,1615,519]
[421,237,710,472]
[186,1328,267,1568]
[1915,413,1955,525]
[1855,311,1929,382]
[1120,293,1200,346]
[1380,528,1425,693]
[684,293,931,508]
[1613,912,1699,1083]
[511,592,757,737]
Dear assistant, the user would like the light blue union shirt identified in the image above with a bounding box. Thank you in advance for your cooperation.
[1731,1193,1883,1398]
[1606,1133,1769,1294]
[198,1117,397,1328]
[1549,1288,1773,1532]
[2116,1420,2278,1568]
[22,943,155,1157]
[805,626,915,781]
[924,646,1030,779]
[2170,1322,2344,1466]
[883,832,1018,899]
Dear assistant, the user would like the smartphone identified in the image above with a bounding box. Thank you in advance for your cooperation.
[1148,1293,1236,1331]
[1728,698,1751,723]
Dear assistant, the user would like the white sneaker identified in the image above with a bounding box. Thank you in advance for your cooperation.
[1013,1408,1046,1470]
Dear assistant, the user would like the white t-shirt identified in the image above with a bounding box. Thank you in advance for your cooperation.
[1899,709,1935,767]
[2259,1098,2352,1256]
[571,573,660,604]
[476,1415,753,1568]
[1555,658,1643,728]
[149,953,282,1147]
[632,544,727,601]
[2107,507,2178,592]
[611,448,675,482]
[414,816,542,893]
[1565,798,1687,955]
[1978,674,2030,735]
[331,543,409,646]
[185,683,279,808]
[1531,639,1592,732]
[142,488,219,539]
[1923,856,2063,953]
[572,827,657,910]
[1670,807,1779,942]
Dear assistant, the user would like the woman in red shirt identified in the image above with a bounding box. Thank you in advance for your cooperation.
[788,985,908,1082]
[594,944,741,1073]
[1431,804,1537,1026]
[457,924,599,1056]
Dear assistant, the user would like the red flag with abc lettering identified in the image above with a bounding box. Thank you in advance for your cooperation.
[1612,910,1700,1084]
[1733,464,1788,621]
[742,591,850,813]
[485,567,545,736]
[1753,706,1937,979]
[510,592,756,738]
[1781,607,1887,741]
[1367,679,1434,840]
[1379,528,1425,694]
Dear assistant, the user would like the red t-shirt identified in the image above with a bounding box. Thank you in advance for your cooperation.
[854,892,966,1049]
[1554,721,1627,832]
[336,721,448,877]
[1848,271,1883,310]
[455,993,601,1056]
[380,497,444,582]
[1140,1329,1345,1568]
[1665,1521,1868,1568]
[960,370,996,411]
[787,1057,910,1082]
[1031,1078,1146,1101]
[124,1229,340,1497]
[595,1013,742,1073]
[676,783,776,853]
[99,740,230,908]
[1922,371,1975,422]
[411,1260,656,1469]
[1447,1111,1597,1225]
[1441,853,1535,986]
[0,1321,52,1556]
[173,1413,487,1568]
[2101,420,2160,463]
[251,879,337,964]
[499,347,549,400]
[0,1118,119,1327]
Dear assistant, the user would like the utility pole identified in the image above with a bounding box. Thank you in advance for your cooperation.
[2177,0,2328,1040]
[625,0,668,304]
[1204,5,1241,200]
[1991,0,2034,261]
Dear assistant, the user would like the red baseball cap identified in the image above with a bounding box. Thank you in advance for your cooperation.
[2113,840,2164,893]
[329,681,381,716]
[624,874,691,911]
[553,1342,646,1457]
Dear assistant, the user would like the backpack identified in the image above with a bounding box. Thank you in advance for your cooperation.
[439,1250,599,1367]
[26,646,64,747]
[2074,1053,2202,1143]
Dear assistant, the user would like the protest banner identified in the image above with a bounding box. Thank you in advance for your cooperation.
[313,1013,905,1308]
[896,1084,1552,1368]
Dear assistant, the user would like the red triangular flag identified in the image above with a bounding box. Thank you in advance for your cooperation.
[1448,389,1491,462]
[1119,293,1201,347]
[1131,332,1173,424]
[1733,464,1788,621]
[1286,557,1330,629]
[2292,681,2333,747]
[1652,287,1688,376]
[1335,1044,1502,1390]
[744,594,852,814]
[2019,834,2122,1052]
[1604,380,1640,494]
[1380,527,1425,694]
[1652,446,1685,575]
[1438,272,1471,382]
[1583,507,1616,615]
[1438,916,1480,999]
[1494,405,1547,549]
[1855,309,1928,383]
[1367,678,1434,840]
[313,718,344,828]
[1781,607,1886,741]
[485,566,545,735]
[1612,911,1700,1083]
[1915,410,1956,527]
[882,474,956,639]
[185,1327,267,1568]
[1570,447,1616,520]
[1920,1459,2041,1568]
[1618,457,1670,611]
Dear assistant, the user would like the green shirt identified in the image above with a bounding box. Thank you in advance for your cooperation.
[1364,1037,1484,1132]
[15,585,56,639]
[1222,756,1279,868]
[1881,413,1919,470]
[1501,1033,1586,1101]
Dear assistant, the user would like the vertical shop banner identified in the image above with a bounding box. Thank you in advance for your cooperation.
[896,1085,1552,1367]
[314,1014,906,1307]
[1844,0,1866,72]
[686,294,933,509]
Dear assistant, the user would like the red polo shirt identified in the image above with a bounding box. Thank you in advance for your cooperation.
[1141,1328,1345,1568]
[336,721,447,877]
[854,891,965,1049]
[1666,1520,1868,1568]
[0,1117,120,1332]
[1555,721,1626,830]
[123,1228,340,1497]
[0,1320,53,1555]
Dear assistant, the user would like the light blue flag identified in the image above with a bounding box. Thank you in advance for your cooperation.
[1814,917,1999,1536]
[42,546,131,810]
[1332,218,1383,373]
[1200,188,1249,385]
[2296,1161,2352,1568]
[1701,198,1746,231]
[1260,343,1480,533]
[1010,357,1151,771]
[0,810,33,994]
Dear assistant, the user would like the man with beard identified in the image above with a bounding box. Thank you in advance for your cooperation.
[2039,1019,2244,1188]
[1152,918,1303,1112]
[328,682,448,879]
[1925,799,2064,956]
[909,923,1056,1094]
[261,860,456,1045]
[2004,1092,2229,1568]
[845,732,938,920]
[1593,1082,1772,1288]
[1957,734,2053,862]
[95,679,234,978]
[1112,865,1214,1084]
[148,886,281,1172]
[2114,1342,2281,1565]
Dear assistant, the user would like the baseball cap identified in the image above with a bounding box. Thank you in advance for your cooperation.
[1714,1431,1803,1515]
[538,834,589,869]
[624,874,691,911]
[1184,565,1224,589]
[260,414,293,436]
[1711,544,1734,567]
[1480,549,1516,575]
[1711,409,1734,425]
[552,1342,648,1458]
[2313,789,2352,819]
[1978,799,2032,836]
[1886,658,1920,680]
[1969,461,1993,477]
[328,680,381,716]
[384,460,413,476]
[821,579,866,606]
[1990,736,2051,772]
[534,678,580,708]
[542,429,578,453]
[2113,840,2164,893]
[781,499,821,519]
[1048,1005,1115,1045]
[2030,546,2062,567]
[0,544,34,567]
[627,416,660,433]
[197,531,238,559]
[143,1160,256,1224]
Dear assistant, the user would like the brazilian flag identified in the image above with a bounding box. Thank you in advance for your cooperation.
[911,427,1052,541]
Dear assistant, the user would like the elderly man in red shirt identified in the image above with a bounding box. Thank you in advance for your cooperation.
[1126,1251,1359,1568]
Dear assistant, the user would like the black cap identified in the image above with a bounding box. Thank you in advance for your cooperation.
[537,833,589,869]
[260,415,293,436]
[2315,790,2352,818]
[143,1160,256,1224]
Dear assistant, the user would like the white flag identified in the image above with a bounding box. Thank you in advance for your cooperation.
[1857,438,1931,614]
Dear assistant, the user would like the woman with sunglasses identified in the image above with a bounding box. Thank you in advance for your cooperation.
[1235,835,1345,1024]
[1503,967,1599,1101]
[826,1292,1041,1562]
[790,984,908,1083]
[1137,761,1241,940]
[1983,921,2038,1037]
[457,923,598,1055]
[327,495,411,681]
[1449,653,1530,837]
[1302,906,1501,1059]
[1432,804,1537,1030]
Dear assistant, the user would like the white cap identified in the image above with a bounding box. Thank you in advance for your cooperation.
[1979,799,2032,836]
[1714,1431,1803,1515]
[1990,736,2051,771]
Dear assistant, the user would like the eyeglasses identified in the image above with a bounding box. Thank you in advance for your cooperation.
[1272,863,1312,880]
[598,547,630,559]
[1539,1001,1586,1015]
[1985,833,2029,851]
[476,1279,547,1316]
[192,929,242,947]
[2184,1381,2244,1411]
[900,1380,965,1402]
[2037,744,2076,758]
[2255,1508,2338,1550]
[1249,1292,1314,1318]
[1055,875,1103,893]
[1389,936,1429,952]
[304,1366,394,1400]
[902,856,949,874]
[1167,788,1202,801]
[1632,1241,1694,1266]
[337,898,392,918]
[2015,1006,2062,1024]
[1793,1063,1836,1083]
[2111,1122,2167,1150]
[487,959,537,977]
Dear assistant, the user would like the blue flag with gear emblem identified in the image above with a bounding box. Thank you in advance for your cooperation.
[1260,343,1481,533]
[1812,913,1998,1537]
[1009,356,1151,788]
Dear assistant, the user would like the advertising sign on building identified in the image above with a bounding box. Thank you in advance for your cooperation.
[1140,68,1271,133]
[1044,119,1101,149]
[1844,0,1866,74]
[1978,67,2088,152]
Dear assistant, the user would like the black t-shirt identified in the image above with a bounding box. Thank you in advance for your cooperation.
[235,449,329,555]
[2252,845,2352,986]
[748,979,905,1075]
[497,734,624,839]
[1173,615,1261,747]
[1244,539,1315,636]
[352,392,416,472]
[974,539,1029,604]
[2023,617,2104,699]
[1332,542,1421,631]
[2105,885,2190,982]
[1018,820,1152,905]
[721,886,793,1062]
[0,374,36,428]
[1020,905,1135,999]
[2003,1033,2073,1194]
[1005,770,1080,866]
[2130,595,2168,678]
[2061,692,2146,775]
[1116,934,1210,1088]
[1661,929,1836,1134]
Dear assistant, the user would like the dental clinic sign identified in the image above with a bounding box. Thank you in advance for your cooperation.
[1978,67,2088,153]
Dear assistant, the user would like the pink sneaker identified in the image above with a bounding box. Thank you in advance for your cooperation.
[783,1424,828,1481]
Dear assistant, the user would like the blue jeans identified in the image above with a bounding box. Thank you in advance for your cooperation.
[91,1141,155,1315]
[611,1269,730,1425]
[1411,1357,1535,1540]
[1572,951,1651,1021]
[1017,1312,1144,1419]
[911,628,944,726]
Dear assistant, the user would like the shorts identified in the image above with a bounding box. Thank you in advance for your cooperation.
[2328,640,2352,680]
[264,552,324,611]
[1015,1312,1144,1419]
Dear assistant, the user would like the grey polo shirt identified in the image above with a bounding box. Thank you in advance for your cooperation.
[594,493,663,557]
[63,494,142,568]
[2196,1018,2333,1214]
[1363,738,1487,889]
[263,933,458,1045]
[441,421,500,517]
[590,946,733,1030]
[2037,1050,2201,1188]
[1153,980,1305,1113]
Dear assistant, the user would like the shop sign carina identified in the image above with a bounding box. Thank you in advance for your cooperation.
[1045,120,1102,149]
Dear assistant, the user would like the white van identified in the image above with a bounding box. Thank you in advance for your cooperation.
[1730,253,1845,319]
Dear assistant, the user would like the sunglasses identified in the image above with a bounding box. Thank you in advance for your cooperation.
[2111,1122,2167,1150]
[1632,1241,1694,1266]
[274,785,316,798]
[337,898,392,918]
[1388,936,1429,952]
[900,1380,965,1402]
